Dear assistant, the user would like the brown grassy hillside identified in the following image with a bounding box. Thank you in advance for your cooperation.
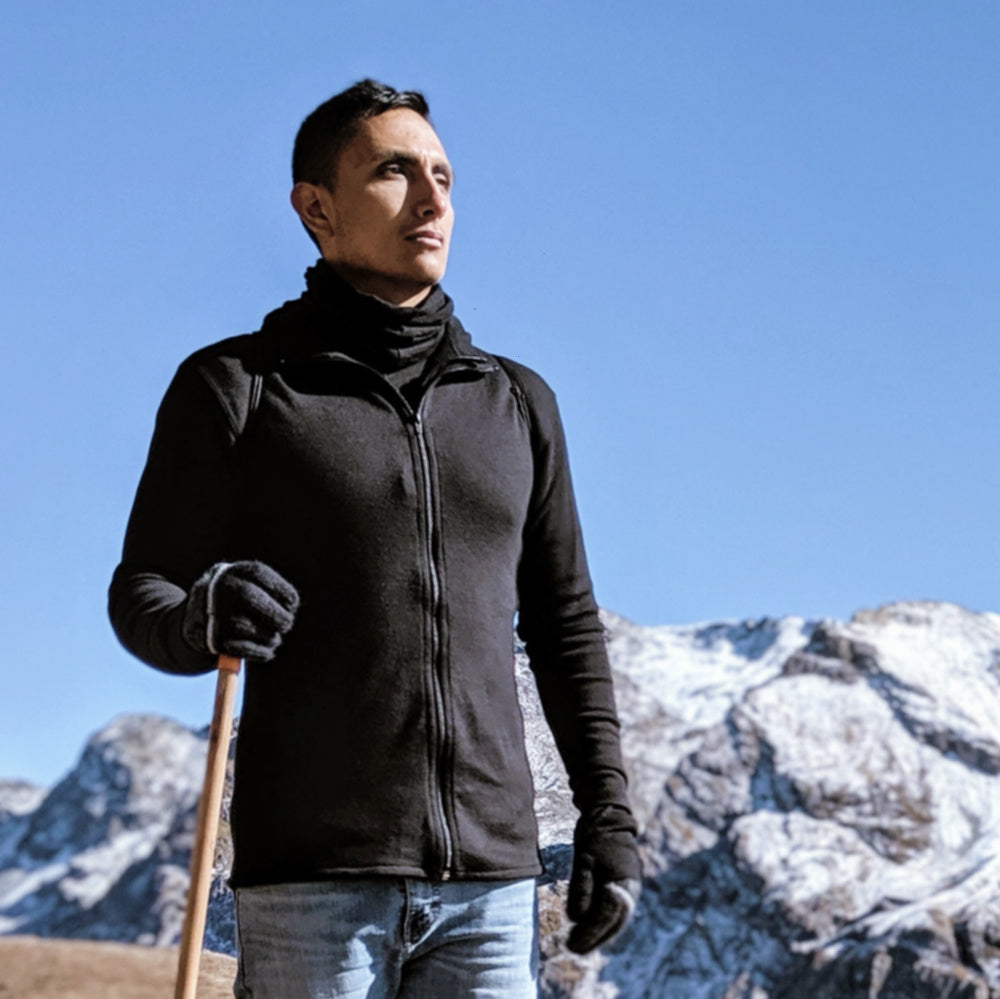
[0,937,236,998]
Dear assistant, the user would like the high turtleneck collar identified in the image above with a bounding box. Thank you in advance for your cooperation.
[302,260,453,374]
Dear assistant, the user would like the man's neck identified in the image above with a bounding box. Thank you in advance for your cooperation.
[322,261,433,309]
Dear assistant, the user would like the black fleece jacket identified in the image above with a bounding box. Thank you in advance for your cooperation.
[109,267,635,887]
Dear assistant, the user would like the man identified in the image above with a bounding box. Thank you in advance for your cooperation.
[110,79,640,998]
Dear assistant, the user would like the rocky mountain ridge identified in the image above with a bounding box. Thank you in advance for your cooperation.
[3,600,1000,998]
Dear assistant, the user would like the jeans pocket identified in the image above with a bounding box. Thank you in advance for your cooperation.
[232,889,252,998]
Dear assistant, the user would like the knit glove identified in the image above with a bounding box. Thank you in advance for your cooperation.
[566,805,642,954]
[182,560,299,662]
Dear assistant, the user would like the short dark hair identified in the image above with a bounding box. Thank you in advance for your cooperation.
[292,78,431,188]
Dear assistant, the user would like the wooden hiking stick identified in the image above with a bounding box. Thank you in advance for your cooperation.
[174,654,241,999]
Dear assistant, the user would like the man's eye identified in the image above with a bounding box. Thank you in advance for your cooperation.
[380,163,404,176]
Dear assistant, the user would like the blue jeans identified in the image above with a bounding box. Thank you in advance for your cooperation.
[233,878,539,998]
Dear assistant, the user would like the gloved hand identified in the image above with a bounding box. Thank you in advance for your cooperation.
[566,805,642,954]
[182,560,299,661]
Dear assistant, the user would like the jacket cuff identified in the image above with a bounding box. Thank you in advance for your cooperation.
[181,562,232,655]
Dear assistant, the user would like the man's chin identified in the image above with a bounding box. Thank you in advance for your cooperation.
[406,254,448,286]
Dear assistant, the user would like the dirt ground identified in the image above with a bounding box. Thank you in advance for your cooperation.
[0,937,236,999]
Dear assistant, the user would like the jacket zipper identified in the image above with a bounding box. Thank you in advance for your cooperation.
[413,410,454,879]
[410,360,496,879]
[302,351,495,881]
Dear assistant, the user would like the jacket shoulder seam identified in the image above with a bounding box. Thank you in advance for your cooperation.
[178,334,261,442]
[493,355,534,437]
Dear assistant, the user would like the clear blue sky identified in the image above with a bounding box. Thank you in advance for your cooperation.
[2,1,998,785]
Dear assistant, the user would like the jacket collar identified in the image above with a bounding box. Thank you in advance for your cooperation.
[258,264,493,372]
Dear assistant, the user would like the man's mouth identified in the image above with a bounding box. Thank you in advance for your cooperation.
[405,230,445,248]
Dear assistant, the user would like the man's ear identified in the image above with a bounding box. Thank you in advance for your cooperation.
[290,182,336,245]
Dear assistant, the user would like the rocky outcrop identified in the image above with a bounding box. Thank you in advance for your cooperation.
[577,601,1000,999]
[0,716,211,947]
[3,600,1000,998]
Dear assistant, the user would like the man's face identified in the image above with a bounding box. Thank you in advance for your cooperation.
[307,108,454,306]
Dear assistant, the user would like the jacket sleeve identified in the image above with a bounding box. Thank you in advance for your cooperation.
[512,365,635,825]
[108,351,247,675]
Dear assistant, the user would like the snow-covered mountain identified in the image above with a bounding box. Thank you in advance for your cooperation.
[3,600,1000,998]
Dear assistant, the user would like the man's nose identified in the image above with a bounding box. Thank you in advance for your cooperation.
[416,173,449,219]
